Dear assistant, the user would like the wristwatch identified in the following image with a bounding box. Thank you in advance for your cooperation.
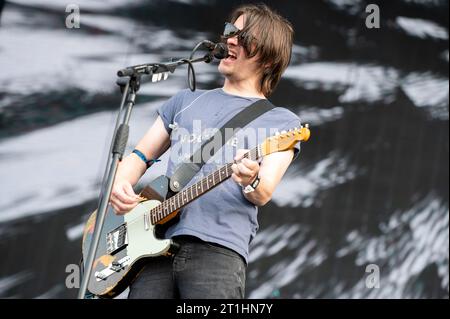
[243,176,260,194]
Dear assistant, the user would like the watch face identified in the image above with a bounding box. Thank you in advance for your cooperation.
[243,176,259,193]
[243,185,254,193]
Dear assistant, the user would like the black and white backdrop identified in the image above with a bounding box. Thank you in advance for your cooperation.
[0,0,448,299]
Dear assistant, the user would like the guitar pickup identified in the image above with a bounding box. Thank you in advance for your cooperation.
[106,224,128,255]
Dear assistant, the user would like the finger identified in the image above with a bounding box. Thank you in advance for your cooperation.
[109,193,119,206]
[110,193,135,211]
[237,162,254,177]
[242,158,259,170]
[113,189,139,205]
[234,149,249,161]
[123,183,140,199]
[111,203,125,215]
[231,173,242,184]
[115,202,138,215]
[231,164,241,177]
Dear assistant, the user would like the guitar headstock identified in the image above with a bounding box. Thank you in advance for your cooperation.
[260,124,311,156]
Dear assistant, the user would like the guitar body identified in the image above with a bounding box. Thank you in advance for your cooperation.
[81,175,179,298]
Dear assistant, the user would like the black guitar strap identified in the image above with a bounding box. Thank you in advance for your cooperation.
[169,99,276,193]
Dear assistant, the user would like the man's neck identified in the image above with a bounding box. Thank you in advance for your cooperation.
[222,78,266,99]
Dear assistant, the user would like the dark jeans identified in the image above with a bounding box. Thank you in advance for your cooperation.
[128,235,246,299]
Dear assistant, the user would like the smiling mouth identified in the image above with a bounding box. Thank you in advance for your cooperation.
[224,52,237,62]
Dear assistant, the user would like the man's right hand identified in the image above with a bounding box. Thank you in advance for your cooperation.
[110,179,141,215]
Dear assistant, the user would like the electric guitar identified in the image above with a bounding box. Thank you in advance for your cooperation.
[82,125,311,297]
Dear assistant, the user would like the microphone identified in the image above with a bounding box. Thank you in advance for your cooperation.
[117,41,229,78]
[201,40,229,60]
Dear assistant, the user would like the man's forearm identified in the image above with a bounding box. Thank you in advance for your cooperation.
[115,154,147,186]
[243,177,273,206]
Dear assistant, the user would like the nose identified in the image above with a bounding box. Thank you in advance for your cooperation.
[226,35,238,46]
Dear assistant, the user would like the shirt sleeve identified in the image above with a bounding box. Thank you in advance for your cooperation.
[156,90,187,135]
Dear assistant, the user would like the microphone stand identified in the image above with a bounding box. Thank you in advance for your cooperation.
[77,52,215,299]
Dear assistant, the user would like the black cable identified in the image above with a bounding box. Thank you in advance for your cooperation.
[181,58,196,92]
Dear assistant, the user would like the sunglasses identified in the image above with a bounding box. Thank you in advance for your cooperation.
[221,22,256,52]
[223,22,242,38]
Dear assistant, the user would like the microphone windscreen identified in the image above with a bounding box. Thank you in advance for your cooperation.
[213,43,229,60]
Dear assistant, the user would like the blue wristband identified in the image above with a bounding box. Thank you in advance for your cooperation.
[132,149,161,168]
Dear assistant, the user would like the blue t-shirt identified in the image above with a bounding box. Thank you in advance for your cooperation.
[157,88,301,263]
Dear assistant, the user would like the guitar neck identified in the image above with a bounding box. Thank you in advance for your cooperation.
[149,145,260,225]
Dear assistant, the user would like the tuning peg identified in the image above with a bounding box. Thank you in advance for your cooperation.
[275,131,280,136]
[305,123,309,128]
[281,130,287,134]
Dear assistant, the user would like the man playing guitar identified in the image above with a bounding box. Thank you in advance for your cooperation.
[109,4,302,299]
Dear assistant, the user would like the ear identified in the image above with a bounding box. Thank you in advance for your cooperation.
[263,63,273,75]
[263,61,273,74]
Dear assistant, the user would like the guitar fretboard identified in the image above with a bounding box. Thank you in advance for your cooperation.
[149,146,260,225]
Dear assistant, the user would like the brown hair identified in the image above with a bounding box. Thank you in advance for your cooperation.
[229,3,294,97]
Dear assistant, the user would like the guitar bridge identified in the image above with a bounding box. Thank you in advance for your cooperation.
[95,256,131,281]
[106,224,128,255]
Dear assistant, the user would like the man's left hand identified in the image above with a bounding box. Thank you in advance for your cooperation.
[231,149,260,187]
